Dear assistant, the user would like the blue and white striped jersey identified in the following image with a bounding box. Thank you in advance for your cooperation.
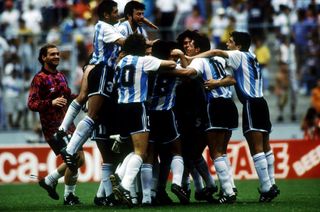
[116,55,161,103]
[149,73,180,111]
[117,20,148,39]
[89,21,124,68]
[226,50,263,100]
[188,56,233,100]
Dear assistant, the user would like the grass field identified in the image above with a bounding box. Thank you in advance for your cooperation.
[1,179,320,211]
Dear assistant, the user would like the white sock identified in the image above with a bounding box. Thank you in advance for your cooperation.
[214,157,234,196]
[265,150,276,185]
[253,152,272,192]
[101,163,113,197]
[222,154,236,188]
[96,181,105,198]
[121,154,143,190]
[45,169,63,186]
[116,152,134,179]
[64,185,76,197]
[194,156,216,188]
[59,100,82,132]
[129,183,138,204]
[141,163,153,204]
[66,116,94,154]
[171,155,184,186]
[190,167,204,192]
[151,160,159,197]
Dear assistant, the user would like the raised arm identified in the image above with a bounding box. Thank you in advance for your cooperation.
[118,16,158,30]
[171,49,188,68]
[143,17,159,30]
[191,49,229,59]
[169,67,197,77]
[159,60,177,69]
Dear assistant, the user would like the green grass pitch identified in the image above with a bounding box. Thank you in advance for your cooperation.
[1,179,320,211]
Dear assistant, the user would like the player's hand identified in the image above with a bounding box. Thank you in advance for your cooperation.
[146,39,160,46]
[204,79,220,90]
[52,96,67,107]
[171,49,184,57]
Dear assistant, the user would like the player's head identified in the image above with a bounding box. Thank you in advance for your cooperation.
[152,40,178,60]
[123,34,146,56]
[97,0,118,24]
[124,1,145,26]
[193,33,211,53]
[177,30,200,56]
[227,31,251,51]
[38,43,60,68]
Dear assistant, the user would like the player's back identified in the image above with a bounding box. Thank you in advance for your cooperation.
[116,55,161,104]
[227,50,263,102]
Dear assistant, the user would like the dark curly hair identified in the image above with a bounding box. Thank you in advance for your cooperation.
[152,40,178,59]
[123,34,146,56]
[124,1,145,20]
[97,0,117,20]
[176,29,198,52]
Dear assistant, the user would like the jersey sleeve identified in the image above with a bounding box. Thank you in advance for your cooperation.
[226,50,242,70]
[142,56,162,72]
[187,58,204,78]
[27,74,52,112]
[103,24,125,43]
[117,23,129,37]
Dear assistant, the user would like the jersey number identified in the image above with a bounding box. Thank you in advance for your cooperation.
[209,58,226,78]
[250,57,261,80]
[120,64,135,87]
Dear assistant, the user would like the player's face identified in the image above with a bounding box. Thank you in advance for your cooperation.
[43,47,60,67]
[132,9,144,26]
[183,37,196,56]
[109,6,119,24]
[226,36,237,50]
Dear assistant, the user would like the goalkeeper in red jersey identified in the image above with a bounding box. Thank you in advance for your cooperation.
[28,43,85,205]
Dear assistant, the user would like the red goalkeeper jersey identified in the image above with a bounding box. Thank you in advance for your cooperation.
[28,68,76,141]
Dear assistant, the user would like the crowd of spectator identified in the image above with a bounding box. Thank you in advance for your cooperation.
[0,0,319,133]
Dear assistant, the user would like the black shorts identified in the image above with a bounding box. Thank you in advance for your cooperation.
[91,97,120,140]
[149,109,180,144]
[206,97,238,131]
[174,77,208,133]
[242,97,272,134]
[118,102,149,137]
[88,64,115,98]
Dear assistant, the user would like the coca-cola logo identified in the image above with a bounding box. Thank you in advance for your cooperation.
[1,140,319,183]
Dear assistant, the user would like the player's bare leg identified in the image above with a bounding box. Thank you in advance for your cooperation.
[38,163,67,200]
[63,150,85,205]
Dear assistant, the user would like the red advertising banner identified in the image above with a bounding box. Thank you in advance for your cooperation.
[0,139,319,183]
[204,140,320,179]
